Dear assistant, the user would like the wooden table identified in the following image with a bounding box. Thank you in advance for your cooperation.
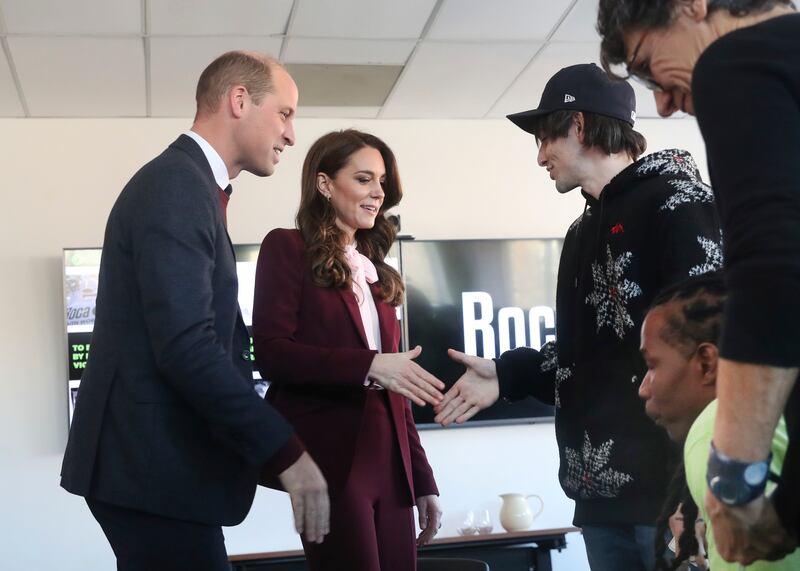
[229,527,579,571]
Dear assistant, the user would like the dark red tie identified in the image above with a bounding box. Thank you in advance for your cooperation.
[218,184,232,226]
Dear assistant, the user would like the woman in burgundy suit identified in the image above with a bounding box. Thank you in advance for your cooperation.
[253,129,444,570]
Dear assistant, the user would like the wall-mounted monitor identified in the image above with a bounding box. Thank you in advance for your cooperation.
[400,238,562,427]
[62,245,265,422]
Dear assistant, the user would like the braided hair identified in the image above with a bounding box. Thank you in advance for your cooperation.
[650,271,727,357]
[650,271,726,569]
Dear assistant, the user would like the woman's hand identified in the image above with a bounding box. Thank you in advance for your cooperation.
[367,346,445,406]
[415,494,443,545]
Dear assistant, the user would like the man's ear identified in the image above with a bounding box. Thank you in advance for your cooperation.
[696,342,718,386]
[230,86,247,119]
[574,112,585,143]
[677,0,708,22]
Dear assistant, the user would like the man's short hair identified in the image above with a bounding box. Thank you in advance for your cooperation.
[649,271,727,355]
[530,110,647,160]
[597,0,794,77]
[195,51,280,116]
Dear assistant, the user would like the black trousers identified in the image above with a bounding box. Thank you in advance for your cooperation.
[87,498,231,571]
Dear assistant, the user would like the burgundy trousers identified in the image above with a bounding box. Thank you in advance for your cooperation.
[301,389,416,571]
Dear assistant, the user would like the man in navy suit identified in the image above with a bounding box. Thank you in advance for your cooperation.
[61,51,329,571]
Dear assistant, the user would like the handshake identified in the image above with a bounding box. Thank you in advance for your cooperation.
[367,346,502,426]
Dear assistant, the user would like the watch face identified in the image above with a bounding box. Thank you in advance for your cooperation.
[710,476,744,506]
[744,462,768,486]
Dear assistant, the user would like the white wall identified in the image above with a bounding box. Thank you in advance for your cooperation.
[0,116,708,570]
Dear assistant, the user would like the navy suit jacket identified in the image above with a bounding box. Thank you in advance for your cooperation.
[61,135,298,526]
[253,229,438,502]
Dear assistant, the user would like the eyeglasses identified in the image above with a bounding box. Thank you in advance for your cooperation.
[625,30,664,93]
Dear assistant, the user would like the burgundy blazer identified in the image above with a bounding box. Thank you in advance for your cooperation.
[252,228,438,503]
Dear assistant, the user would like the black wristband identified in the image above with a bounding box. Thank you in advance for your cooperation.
[707,441,770,506]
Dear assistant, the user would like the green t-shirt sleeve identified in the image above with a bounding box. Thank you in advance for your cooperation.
[684,400,716,533]
[683,399,799,571]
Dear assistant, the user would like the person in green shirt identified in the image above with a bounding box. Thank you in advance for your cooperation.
[639,271,798,570]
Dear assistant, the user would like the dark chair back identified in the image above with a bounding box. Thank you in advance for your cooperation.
[417,557,490,571]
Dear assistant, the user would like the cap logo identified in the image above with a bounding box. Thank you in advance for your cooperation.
[631,110,636,121]
[564,94,576,103]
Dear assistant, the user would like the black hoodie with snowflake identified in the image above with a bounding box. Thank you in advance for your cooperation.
[495,149,723,526]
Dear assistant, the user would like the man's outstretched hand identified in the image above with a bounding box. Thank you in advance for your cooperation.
[434,349,500,426]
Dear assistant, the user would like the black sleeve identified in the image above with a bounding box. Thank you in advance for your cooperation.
[494,341,557,405]
[693,25,800,535]
[693,35,800,367]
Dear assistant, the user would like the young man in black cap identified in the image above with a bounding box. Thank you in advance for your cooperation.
[435,63,723,570]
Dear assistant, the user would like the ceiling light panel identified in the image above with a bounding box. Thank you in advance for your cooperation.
[285,63,402,107]
[297,106,381,118]
[290,0,437,39]
[283,38,415,65]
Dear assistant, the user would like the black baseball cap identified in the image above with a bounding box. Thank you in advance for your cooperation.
[507,63,636,134]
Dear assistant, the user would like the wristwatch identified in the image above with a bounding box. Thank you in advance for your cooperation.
[707,441,771,506]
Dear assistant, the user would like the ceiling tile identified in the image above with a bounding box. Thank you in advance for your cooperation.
[0,51,24,116]
[285,63,401,106]
[290,0,437,39]
[9,37,144,116]
[552,0,601,42]
[283,38,415,65]
[428,0,573,41]
[1,0,141,35]
[488,41,660,120]
[383,41,540,118]
[149,36,283,117]
[149,0,293,36]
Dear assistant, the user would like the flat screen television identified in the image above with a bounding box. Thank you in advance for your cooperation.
[400,238,562,427]
[63,238,560,427]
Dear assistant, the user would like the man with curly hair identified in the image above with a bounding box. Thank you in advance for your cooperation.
[597,0,800,564]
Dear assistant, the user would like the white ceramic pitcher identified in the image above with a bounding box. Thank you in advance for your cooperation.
[499,493,544,532]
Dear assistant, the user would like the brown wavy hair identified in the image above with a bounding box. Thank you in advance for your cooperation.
[297,129,404,306]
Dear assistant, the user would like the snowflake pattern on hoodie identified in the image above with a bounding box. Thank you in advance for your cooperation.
[563,431,634,499]
[539,342,573,408]
[661,178,715,211]
[690,235,724,276]
[635,150,702,179]
[585,246,643,339]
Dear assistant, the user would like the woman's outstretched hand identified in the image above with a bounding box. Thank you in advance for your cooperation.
[368,346,445,406]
